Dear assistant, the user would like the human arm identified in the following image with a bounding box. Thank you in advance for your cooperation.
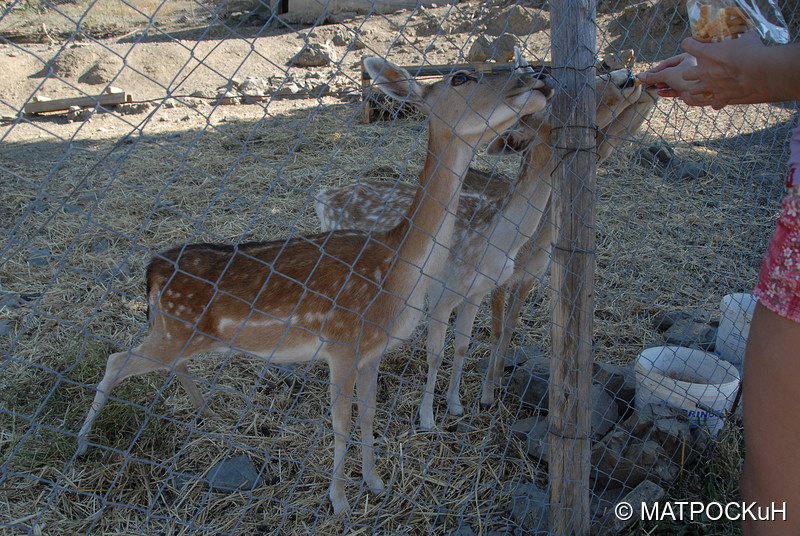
[681,30,800,109]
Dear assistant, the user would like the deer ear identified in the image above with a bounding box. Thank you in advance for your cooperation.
[363,57,424,105]
[486,130,530,156]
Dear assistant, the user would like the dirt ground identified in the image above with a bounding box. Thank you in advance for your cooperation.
[0,0,685,129]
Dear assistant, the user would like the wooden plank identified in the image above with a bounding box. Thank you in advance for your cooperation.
[24,89,129,115]
[547,0,597,534]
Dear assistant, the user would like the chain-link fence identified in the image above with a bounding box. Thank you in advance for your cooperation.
[1,0,797,534]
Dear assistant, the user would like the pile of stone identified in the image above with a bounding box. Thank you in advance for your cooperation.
[484,344,718,534]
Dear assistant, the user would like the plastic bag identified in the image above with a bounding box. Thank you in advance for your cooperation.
[687,0,790,44]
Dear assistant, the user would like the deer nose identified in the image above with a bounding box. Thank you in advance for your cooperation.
[621,69,638,89]
[536,75,557,99]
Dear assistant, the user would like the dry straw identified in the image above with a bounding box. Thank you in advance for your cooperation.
[0,80,794,533]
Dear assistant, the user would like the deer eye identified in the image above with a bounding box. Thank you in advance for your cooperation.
[451,72,474,86]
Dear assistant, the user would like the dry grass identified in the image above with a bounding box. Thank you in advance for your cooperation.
[1,64,796,534]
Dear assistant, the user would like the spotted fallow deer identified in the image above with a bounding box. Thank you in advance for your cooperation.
[315,64,658,428]
[479,74,659,408]
[76,56,555,514]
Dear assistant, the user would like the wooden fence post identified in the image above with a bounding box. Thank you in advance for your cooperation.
[547,0,597,534]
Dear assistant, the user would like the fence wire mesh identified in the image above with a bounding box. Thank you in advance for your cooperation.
[1,0,797,534]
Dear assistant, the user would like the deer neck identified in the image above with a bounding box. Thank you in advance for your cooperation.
[491,126,555,255]
[384,122,473,294]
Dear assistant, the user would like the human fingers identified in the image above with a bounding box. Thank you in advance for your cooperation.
[658,89,682,98]
[681,64,702,83]
[680,90,715,107]
[640,53,686,76]
[680,36,705,57]
[638,65,684,88]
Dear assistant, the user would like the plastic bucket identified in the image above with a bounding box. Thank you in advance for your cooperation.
[716,293,757,365]
[635,346,741,435]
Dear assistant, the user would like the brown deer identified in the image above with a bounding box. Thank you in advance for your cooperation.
[76,56,555,515]
[315,64,658,428]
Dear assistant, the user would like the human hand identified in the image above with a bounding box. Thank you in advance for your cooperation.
[637,53,707,104]
[681,31,766,109]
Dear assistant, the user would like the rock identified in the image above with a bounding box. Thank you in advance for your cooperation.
[647,142,675,166]
[467,34,519,63]
[636,147,662,170]
[653,310,703,331]
[190,89,217,99]
[511,386,618,456]
[592,361,636,411]
[592,404,693,487]
[289,43,336,67]
[509,345,550,409]
[637,142,676,171]
[662,318,716,351]
[100,261,132,284]
[507,480,548,532]
[482,5,549,36]
[207,454,262,492]
[0,320,12,337]
[637,403,694,461]
[0,293,23,312]
[67,106,93,122]
[236,76,271,93]
[412,20,441,37]
[474,344,531,373]
[590,484,628,521]
[594,480,665,535]
[448,524,477,536]
[515,344,548,364]
[591,383,620,439]
[592,433,678,487]
[28,249,51,266]
[31,198,50,212]
[309,83,331,97]
[90,238,111,253]
[510,361,549,409]
[78,192,98,205]
[79,56,124,85]
[275,83,303,96]
[511,416,550,463]
[330,30,365,49]
[672,160,706,181]
[116,102,151,115]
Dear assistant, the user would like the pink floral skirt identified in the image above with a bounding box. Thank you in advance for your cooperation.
[755,186,800,323]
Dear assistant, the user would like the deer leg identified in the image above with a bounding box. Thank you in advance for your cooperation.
[490,287,507,350]
[77,340,176,454]
[356,365,384,493]
[328,357,357,516]
[420,299,454,430]
[481,225,554,407]
[447,299,481,417]
[481,287,509,405]
[481,277,536,408]
[174,360,217,418]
